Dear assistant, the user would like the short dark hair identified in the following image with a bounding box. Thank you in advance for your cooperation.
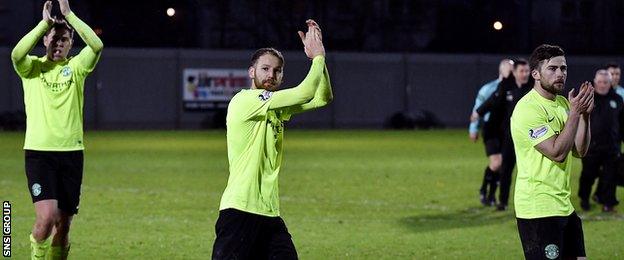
[513,58,528,69]
[250,48,284,67]
[605,62,620,70]
[529,44,565,72]
[46,18,75,39]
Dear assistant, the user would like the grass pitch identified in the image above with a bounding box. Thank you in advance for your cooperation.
[1,130,622,259]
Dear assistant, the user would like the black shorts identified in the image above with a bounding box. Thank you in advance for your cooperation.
[212,208,298,260]
[516,212,586,259]
[25,150,84,215]
[483,137,502,156]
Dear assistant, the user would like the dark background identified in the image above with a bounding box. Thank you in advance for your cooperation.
[1,0,623,54]
[1,0,623,129]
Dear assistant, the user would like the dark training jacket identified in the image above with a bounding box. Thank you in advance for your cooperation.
[587,88,624,156]
[476,74,534,137]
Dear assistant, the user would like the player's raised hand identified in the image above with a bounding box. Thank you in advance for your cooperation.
[577,82,594,114]
[57,0,71,16]
[298,19,325,59]
[582,82,595,114]
[568,84,583,115]
[569,81,591,115]
[42,1,53,24]
[306,19,322,42]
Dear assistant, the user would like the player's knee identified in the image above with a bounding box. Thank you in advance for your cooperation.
[490,163,501,172]
[35,211,58,230]
[490,159,502,172]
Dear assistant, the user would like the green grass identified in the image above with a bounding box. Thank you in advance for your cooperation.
[1,130,623,259]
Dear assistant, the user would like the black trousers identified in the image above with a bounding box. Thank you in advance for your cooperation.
[579,154,620,207]
[498,132,516,206]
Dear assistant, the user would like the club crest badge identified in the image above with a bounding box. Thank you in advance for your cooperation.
[258,90,273,101]
[544,244,559,259]
[61,66,72,77]
[32,183,42,197]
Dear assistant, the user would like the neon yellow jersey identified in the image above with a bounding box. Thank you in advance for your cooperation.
[20,55,94,151]
[511,89,575,219]
[12,13,103,151]
[219,56,331,217]
[219,89,293,217]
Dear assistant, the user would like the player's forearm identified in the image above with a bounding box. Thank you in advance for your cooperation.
[282,56,325,103]
[65,12,103,53]
[309,65,333,107]
[574,114,590,157]
[469,95,483,133]
[268,56,326,109]
[469,121,479,134]
[547,113,581,162]
[11,20,49,63]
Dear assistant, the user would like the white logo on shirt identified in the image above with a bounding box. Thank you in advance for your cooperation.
[258,90,273,101]
[529,126,548,139]
[61,66,72,77]
[610,100,617,109]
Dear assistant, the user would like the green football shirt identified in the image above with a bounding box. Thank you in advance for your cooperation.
[12,13,103,151]
[219,56,330,217]
[511,89,575,219]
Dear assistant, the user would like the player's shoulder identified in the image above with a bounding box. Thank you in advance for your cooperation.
[482,79,498,88]
[513,91,543,116]
[229,89,269,107]
[515,90,537,108]
[478,79,498,93]
[28,55,46,66]
[233,89,258,99]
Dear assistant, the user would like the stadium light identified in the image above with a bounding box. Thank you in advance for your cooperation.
[167,8,176,17]
[493,21,503,31]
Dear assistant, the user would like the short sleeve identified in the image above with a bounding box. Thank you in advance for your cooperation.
[512,102,556,147]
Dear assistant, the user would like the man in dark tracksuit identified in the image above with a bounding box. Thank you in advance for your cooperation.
[475,59,533,211]
[469,59,513,206]
[579,69,623,212]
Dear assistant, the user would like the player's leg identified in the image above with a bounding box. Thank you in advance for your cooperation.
[486,153,502,206]
[25,150,60,259]
[479,166,490,204]
[578,156,599,211]
[561,212,586,259]
[212,209,263,259]
[49,212,73,260]
[516,216,565,260]
[497,135,515,210]
[481,136,502,206]
[48,150,84,259]
[267,217,298,260]
[31,200,59,260]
